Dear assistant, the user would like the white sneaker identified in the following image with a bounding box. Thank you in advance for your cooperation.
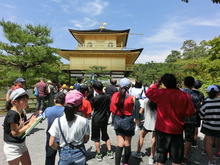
[135,126,140,131]
[131,151,142,159]
[208,161,216,165]
[149,156,154,165]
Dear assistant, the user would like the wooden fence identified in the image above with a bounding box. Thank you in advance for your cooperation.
[0,97,37,111]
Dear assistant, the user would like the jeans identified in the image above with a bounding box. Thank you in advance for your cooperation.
[59,145,86,165]
[36,96,46,111]
[45,140,57,165]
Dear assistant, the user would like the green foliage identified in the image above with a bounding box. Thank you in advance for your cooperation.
[164,37,220,92]
[165,50,181,63]
[0,20,65,87]
[83,65,111,82]
[130,62,184,84]
[133,36,220,94]
[180,40,208,60]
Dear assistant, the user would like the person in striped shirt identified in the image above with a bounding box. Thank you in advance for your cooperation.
[200,85,220,165]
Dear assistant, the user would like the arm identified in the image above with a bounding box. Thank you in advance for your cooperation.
[199,102,206,120]
[6,93,10,101]
[47,86,51,94]
[10,115,37,137]
[139,107,144,114]
[139,99,145,114]
[49,136,59,150]
[83,120,90,143]
[145,83,161,103]
[84,135,90,143]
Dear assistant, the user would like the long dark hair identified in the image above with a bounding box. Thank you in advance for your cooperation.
[6,94,29,111]
[116,87,128,110]
[64,103,78,121]
[149,100,157,111]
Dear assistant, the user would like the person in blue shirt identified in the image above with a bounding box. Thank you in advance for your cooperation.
[43,92,66,165]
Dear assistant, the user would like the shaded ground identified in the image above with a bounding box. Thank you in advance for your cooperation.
[0,114,219,165]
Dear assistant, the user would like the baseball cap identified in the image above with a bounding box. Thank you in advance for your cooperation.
[119,78,131,88]
[15,78,25,83]
[10,88,28,101]
[47,80,52,84]
[65,90,83,106]
[62,84,67,88]
[206,85,219,92]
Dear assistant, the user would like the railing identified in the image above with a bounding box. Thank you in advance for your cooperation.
[60,64,133,71]
[0,97,37,111]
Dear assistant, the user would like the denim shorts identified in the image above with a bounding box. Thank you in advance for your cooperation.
[114,115,135,137]
[59,145,86,165]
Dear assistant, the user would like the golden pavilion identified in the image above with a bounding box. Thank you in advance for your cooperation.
[59,26,143,80]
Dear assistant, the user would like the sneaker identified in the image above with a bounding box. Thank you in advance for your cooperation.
[131,151,142,159]
[95,153,102,162]
[135,126,140,131]
[208,160,216,165]
[213,152,220,159]
[107,151,114,159]
[148,156,154,165]
[201,150,207,155]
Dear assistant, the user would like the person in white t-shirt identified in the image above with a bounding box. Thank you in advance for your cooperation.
[49,90,90,165]
[131,98,157,164]
[129,80,146,131]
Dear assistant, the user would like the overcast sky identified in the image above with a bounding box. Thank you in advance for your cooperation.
[0,0,220,64]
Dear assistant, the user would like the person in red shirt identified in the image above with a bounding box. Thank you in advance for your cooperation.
[35,78,48,111]
[110,78,135,165]
[145,73,195,165]
[12,78,26,91]
[78,85,92,118]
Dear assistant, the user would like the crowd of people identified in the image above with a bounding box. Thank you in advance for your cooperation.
[2,74,220,165]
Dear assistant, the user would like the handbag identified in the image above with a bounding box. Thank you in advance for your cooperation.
[34,87,38,96]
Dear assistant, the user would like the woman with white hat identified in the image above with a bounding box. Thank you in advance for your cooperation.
[110,78,135,165]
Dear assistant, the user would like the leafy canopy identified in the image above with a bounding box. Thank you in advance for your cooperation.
[0,20,66,86]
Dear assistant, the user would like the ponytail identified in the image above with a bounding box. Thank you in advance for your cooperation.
[116,87,128,110]
[149,100,157,111]
[6,100,13,111]
[6,94,29,111]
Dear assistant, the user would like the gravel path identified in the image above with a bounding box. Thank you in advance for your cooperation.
[0,114,218,165]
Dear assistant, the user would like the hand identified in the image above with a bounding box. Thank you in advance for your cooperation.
[28,115,37,125]
[33,110,43,116]
[157,77,162,86]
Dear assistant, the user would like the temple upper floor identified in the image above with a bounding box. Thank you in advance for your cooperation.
[76,39,124,50]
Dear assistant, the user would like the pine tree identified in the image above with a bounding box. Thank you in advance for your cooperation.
[0,20,64,86]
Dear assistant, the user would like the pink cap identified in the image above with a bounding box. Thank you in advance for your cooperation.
[65,90,83,106]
